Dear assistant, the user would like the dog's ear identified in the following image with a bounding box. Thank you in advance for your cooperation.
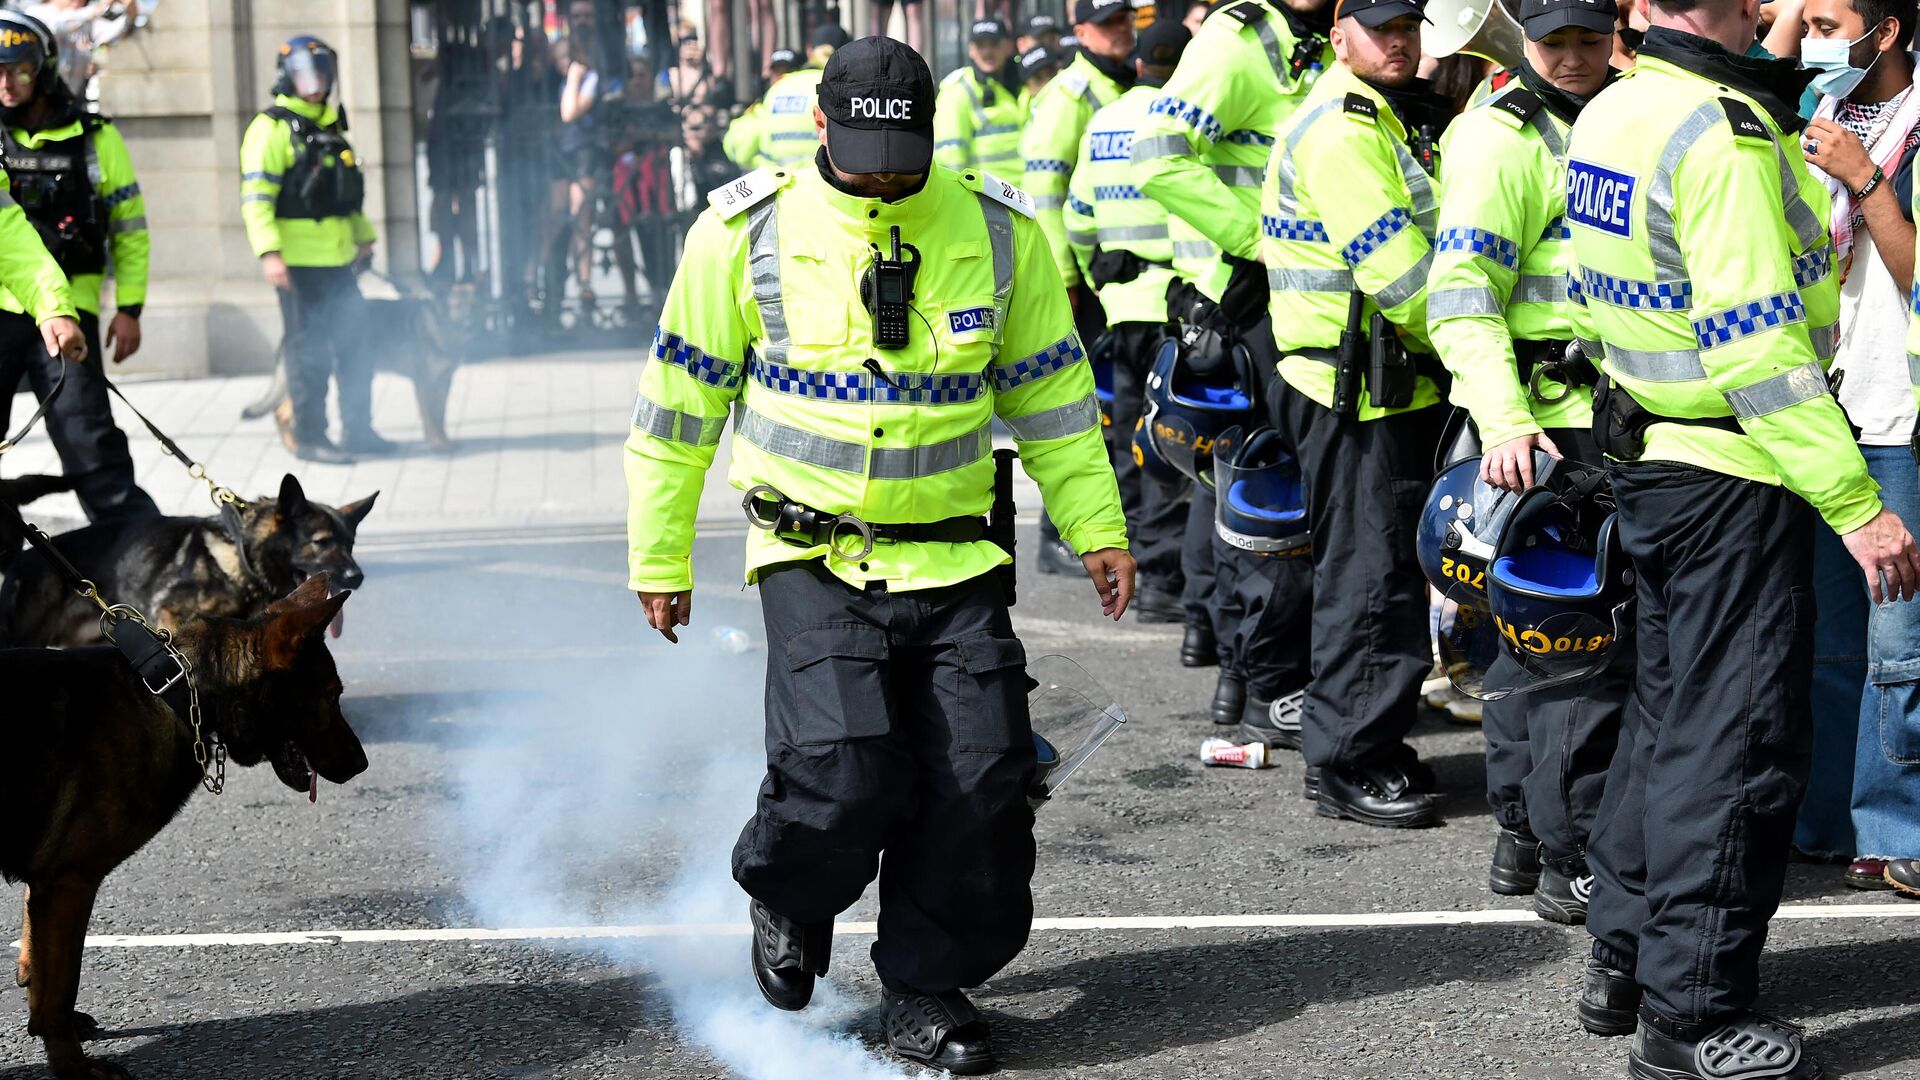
[277,474,309,518]
[339,491,379,529]
[262,590,350,667]
[266,573,331,614]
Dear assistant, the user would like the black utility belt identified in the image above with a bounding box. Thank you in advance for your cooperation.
[1515,339,1598,404]
[743,484,984,560]
[1591,375,1741,461]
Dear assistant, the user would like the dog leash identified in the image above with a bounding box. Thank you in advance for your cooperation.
[0,358,65,455]
[100,375,250,511]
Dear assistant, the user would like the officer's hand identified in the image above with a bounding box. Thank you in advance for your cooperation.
[260,251,291,291]
[353,243,375,273]
[1081,547,1135,621]
[1218,254,1270,331]
[636,590,692,643]
[105,311,141,364]
[1803,119,1876,192]
[1842,509,1920,604]
[1480,431,1561,494]
[39,316,86,364]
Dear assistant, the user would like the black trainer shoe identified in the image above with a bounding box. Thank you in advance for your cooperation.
[292,438,354,465]
[748,899,830,1011]
[1209,672,1246,726]
[1132,585,1184,623]
[1489,828,1542,896]
[1303,766,1321,801]
[1239,690,1303,751]
[882,988,996,1075]
[1180,622,1218,667]
[341,429,400,456]
[1533,865,1592,925]
[1628,1014,1823,1080]
[1888,857,1920,898]
[1579,957,1640,1037]
[1035,538,1079,577]
[1315,762,1442,828]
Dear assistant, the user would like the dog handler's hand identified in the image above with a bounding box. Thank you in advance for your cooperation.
[637,590,691,643]
[1082,547,1136,621]
[105,311,141,364]
[1842,509,1920,605]
[39,316,85,363]
[261,251,291,291]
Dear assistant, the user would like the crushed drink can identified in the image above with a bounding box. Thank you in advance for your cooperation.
[1200,738,1268,769]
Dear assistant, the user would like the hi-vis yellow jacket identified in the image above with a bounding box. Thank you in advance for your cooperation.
[1021,53,1126,289]
[0,168,75,324]
[624,162,1128,594]
[239,94,376,268]
[0,115,146,318]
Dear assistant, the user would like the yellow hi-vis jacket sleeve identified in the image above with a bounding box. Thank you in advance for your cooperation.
[239,112,293,258]
[95,121,148,311]
[1022,81,1089,289]
[1675,122,1877,533]
[0,169,73,324]
[624,209,751,594]
[1063,131,1098,284]
[724,102,766,169]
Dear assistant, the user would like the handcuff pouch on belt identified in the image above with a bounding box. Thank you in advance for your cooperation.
[743,485,989,565]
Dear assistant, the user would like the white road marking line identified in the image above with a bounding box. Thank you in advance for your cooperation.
[18,902,1918,950]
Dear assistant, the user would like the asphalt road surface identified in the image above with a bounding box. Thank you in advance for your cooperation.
[4,525,1918,1080]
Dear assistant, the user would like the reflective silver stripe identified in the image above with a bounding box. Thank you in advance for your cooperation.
[1770,141,1825,251]
[1723,361,1829,420]
[1575,336,1603,360]
[1067,228,1097,247]
[1079,83,1104,112]
[1392,143,1438,233]
[1428,286,1500,319]
[631,393,725,446]
[978,123,1019,136]
[241,171,281,185]
[1268,266,1354,292]
[241,193,276,206]
[1372,250,1432,309]
[734,403,866,473]
[83,129,100,187]
[1646,102,1720,278]
[1512,274,1567,305]
[1274,99,1344,211]
[1525,104,1566,161]
[1213,164,1264,188]
[1603,341,1708,382]
[1032,194,1065,210]
[1173,240,1217,259]
[1810,321,1837,362]
[1098,224,1168,243]
[1248,10,1297,88]
[1003,393,1100,441]
[976,193,1016,361]
[747,200,790,365]
[1130,133,1192,162]
[0,186,14,209]
[109,216,147,233]
[1910,351,1920,387]
[871,424,993,478]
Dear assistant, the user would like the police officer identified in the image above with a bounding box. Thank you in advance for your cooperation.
[1262,0,1447,828]
[0,11,156,522]
[1020,43,1066,98]
[1426,0,1622,920]
[1064,23,1193,625]
[1566,2,1920,1074]
[626,36,1131,1074]
[935,19,1025,177]
[724,24,850,171]
[1132,0,1331,728]
[240,35,386,464]
[1023,0,1135,578]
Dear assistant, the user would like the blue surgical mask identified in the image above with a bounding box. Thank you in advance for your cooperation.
[1801,22,1886,100]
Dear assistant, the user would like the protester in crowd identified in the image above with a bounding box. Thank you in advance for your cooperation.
[424,41,487,287]
[19,0,127,96]
[627,55,657,103]
[872,0,928,58]
[664,27,735,113]
[557,0,638,310]
[1179,0,1210,34]
[500,19,565,318]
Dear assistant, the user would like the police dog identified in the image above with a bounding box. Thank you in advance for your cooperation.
[0,474,376,647]
[4,573,367,1080]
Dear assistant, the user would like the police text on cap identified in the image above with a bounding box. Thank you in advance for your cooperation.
[851,96,915,121]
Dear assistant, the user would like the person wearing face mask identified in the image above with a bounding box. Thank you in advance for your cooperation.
[1426,0,1624,924]
[1565,0,1920,1072]
[1791,0,1920,896]
[1262,0,1448,830]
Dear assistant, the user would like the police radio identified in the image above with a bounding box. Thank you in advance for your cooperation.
[864,225,921,350]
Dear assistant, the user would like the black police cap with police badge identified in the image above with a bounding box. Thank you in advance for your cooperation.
[972,18,1011,43]
[768,47,801,68]
[1021,43,1065,76]
[1073,0,1132,26]
[1333,0,1434,29]
[1518,0,1618,40]
[818,36,937,175]
[1027,13,1061,36]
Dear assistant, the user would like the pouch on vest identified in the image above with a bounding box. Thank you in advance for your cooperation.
[1,121,107,276]
[266,107,366,220]
[1366,312,1416,410]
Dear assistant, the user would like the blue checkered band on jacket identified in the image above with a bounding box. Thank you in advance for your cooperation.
[993,335,1086,392]
[1147,95,1224,144]
[1025,158,1073,174]
[1566,274,1586,307]
[1541,216,1571,242]
[1094,184,1147,201]
[104,182,142,208]
[1912,281,1920,317]
[748,355,989,404]
[1067,193,1095,216]
[1576,267,1694,311]
[652,327,744,389]
[1222,130,1276,146]
[1791,244,1833,291]
[1341,207,1412,267]
[1434,226,1519,270]
[1692,291,1807,349]
[1262,215,1330,243]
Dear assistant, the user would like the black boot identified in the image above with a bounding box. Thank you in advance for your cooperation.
[1238,690,1302,751]
[1533,865,1592,925]
[1132,582,1184,623]
[748,899,830,1011]
[341,428,400,456]
[1209,672,1246,726]
[1628,1014,1822,1080]
[1579,957,1640,1038]
[1035,538,1079,576]
[1489,828,1542,896]
[882,988,996,1075]
[1180,622,1218,667]
[1315,761,1442,829]
[293,438,355,465]
[1303,765,1321,801]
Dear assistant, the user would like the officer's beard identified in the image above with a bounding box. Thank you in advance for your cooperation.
[816,146,929,202]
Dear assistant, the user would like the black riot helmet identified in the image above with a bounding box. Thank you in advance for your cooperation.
[0,12,66,113]
[275,35,340,100]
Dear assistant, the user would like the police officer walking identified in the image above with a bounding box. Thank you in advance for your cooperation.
[0,11,156,522]
[934,19,1025,176]
[626,36,1132,1074]
[1427,0,1623,920]
[1262,0,1447,828]
[1566,0,1920,1073]
[241,35,387,464]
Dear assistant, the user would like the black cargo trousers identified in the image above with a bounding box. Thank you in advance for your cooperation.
[733,560,1038,995]
[1586,460,1816,1036]
[1104,321,1185,586]
[0,310,158,523]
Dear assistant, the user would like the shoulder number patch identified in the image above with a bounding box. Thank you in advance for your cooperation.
[1343,92,1378,121]
[1492,88,1543,126]
[969,170,1037,219]
[1223,1,1264,25]
[706,167,793,219]
[1718,97,1772,143]
[1565,158,1636,240]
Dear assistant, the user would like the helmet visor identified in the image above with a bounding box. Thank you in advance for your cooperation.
[1436,597,1507,699]
[1482,600,1628,697]
[284,47,337,98]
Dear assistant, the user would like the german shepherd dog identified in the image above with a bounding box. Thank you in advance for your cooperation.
[4,573,367,1079]
[0,474,376,647]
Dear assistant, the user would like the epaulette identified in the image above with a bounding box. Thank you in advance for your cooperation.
[1489,87,1544,128]
[961,169,1036,219]
[1343,93,1378,122]
[1718,97,1773,144]
[1055,67,1090,96]
[1223,1,1266,26]
[706,166,797,219]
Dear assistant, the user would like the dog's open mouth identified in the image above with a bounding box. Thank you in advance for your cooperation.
[270,738,317,800]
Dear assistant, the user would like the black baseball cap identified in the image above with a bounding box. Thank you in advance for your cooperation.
[1132,21,1190,65]
[768,47,800,68]
[810,22,852,49]
[1021,43,1065,75]
[1026,13,1061,36]
[1074,0,1132,26]
[818,36,936,174]
[1333,0,1432,28]
[971,18,1011,42]
[1519,0,1617,39]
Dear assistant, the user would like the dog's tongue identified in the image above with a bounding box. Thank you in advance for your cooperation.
[307,754,318,804]
[328,607,344,639]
